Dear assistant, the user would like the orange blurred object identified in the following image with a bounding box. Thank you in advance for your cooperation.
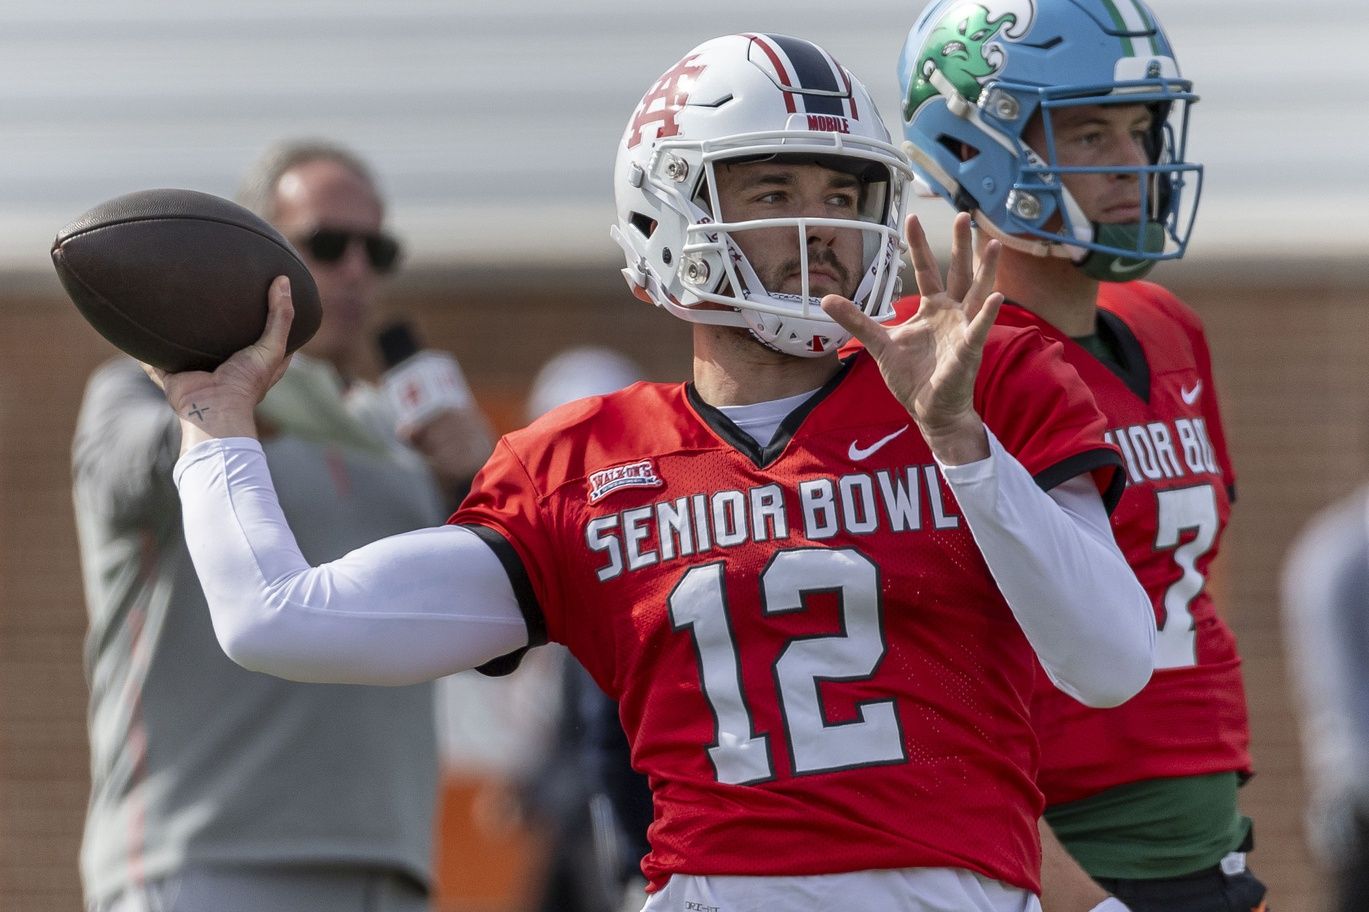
[432,771,547,912]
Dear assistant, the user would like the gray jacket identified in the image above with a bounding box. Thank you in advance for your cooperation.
[73,357,446,904]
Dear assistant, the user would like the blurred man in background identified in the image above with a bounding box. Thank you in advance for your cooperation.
[898,1,1261,909]
[1283,487,1369,912]
[72,139,491,912]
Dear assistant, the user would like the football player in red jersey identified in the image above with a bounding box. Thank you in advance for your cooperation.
[899,2,1262,911]
[147,33,1156,912]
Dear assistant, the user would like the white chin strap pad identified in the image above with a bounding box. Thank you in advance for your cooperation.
[743,310,850,358]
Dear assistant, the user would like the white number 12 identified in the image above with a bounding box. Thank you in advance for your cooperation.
[668,548,906,785]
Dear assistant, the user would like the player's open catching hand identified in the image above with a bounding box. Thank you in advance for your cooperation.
[821,212,1001,465]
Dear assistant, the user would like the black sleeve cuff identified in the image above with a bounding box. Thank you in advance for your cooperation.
[460,524,549,677]
[1033,448,1127,515]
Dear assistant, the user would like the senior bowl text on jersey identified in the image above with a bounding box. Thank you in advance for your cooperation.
[585,456,966,582]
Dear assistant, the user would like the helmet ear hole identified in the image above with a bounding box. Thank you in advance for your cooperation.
[629,213,656,238]
[940,136,979,164]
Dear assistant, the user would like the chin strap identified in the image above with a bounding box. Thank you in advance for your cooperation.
[975,215,1163,283]
[1076,222,1165,282]
[741,309,849,358]
[975,214,1076,260]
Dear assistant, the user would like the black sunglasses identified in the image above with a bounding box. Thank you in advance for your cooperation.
[292,227,403,274]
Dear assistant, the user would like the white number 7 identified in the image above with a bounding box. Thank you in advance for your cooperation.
[1153,484,1219,669]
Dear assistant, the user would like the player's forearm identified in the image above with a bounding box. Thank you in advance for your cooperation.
[940,429,1154,707]
[172,437,528,684]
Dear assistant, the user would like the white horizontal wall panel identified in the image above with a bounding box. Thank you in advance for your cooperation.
[2,0,1365,269]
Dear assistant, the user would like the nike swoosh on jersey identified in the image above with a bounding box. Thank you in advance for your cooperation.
[848,425,910,461]
[1181,381,1203,404]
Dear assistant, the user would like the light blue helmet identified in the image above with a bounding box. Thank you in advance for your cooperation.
[898,0,1201,281]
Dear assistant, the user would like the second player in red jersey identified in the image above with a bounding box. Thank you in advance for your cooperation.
[881,285,1253,808]
[1002,285,1250,805]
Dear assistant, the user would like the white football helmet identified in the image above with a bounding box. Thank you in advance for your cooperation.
[612,33,913,358]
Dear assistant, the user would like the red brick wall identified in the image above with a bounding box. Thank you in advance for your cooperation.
[2,258,1358,910]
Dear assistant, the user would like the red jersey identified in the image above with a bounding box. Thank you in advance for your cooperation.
[994,284,1253,806]
[453,337,1121,893]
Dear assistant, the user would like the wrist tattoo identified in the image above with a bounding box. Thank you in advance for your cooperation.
[187,403,209,421]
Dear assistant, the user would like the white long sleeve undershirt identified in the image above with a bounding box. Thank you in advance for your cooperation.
[174,433,1152,703]
[175,438,529,685]
[937,430,1153,706]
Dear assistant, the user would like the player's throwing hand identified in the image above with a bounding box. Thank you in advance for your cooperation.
[821,211,1002,464]
[141,275,296,451]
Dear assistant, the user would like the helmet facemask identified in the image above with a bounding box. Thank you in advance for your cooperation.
[623,135,907,357]
[1005,81,1202,282]
[682,142,905,356]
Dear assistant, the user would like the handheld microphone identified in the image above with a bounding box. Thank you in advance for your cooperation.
[376,321,474,432]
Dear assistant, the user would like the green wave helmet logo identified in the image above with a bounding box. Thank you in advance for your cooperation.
[905,4,1020,120]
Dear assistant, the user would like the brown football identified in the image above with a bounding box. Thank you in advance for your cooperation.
[51,188,321,372]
